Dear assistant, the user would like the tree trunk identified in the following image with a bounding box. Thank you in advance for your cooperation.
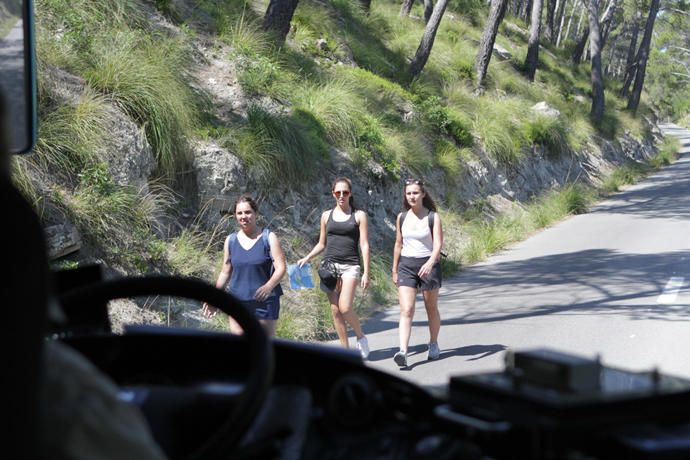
[560,0,579,46]
[521,0,533,22]
[587,0,605,123]
[409,0,451,78]
[604,32,620,75]
[512,0,523,16]
[545,0,556,42]
[598,0,619,49]
[423,0,434,22]
[620,15,640,97]
[263,0,300,44]
[575,5,585,35]
[627,0,660,113]
[524,0,544,81]
[571,25,589,63]
[400,0,415,16]
[474,0,510,89]
[553,0,567,44]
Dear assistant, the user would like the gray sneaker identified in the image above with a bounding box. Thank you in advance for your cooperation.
[393,350,407,367]
[427,342,440,360]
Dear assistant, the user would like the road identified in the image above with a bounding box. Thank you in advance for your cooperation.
[359,123,690,387]
[0,17,29,152]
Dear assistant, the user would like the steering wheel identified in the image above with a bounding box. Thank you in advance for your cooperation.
[59,275,274,459]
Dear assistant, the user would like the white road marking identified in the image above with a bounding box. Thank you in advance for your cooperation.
[657,277,685,304]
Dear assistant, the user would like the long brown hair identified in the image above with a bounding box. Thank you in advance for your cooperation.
[332,176,356,211]
[402,178,437,211]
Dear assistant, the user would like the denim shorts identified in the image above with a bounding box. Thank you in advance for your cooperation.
[240,296,281,320]
[396,256,442,291]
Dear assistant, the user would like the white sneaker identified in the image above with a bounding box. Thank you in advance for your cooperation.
[393,350,407,367]
[427,342,440,360]
[356,336,370,360]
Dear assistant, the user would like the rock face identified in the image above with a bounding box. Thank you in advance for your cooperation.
[190,127,660,254]
[45,223,81,259]
[36,20,662,266]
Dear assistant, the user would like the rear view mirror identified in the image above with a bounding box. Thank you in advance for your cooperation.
[0,0,36,154]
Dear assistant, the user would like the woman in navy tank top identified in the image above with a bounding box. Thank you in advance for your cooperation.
[203,195,287,337]
[297,177,370,359]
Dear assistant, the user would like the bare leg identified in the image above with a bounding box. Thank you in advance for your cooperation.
[337,277,364,339]
[398,286,417,352]
[228,316,243,335]
[259,319,277,338]
[422,288,441,343]
[328,290,349,347]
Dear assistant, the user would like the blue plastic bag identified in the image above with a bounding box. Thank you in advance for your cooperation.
[287,263,315,290]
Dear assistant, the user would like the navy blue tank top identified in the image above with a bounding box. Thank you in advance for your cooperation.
[323,210,360,265]
[227,230,283,301]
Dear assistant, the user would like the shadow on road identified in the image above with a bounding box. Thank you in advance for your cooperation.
[368,343,507,371]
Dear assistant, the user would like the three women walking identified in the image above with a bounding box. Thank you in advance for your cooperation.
[298,177,371,359]
[204,178,443,368]
[391,179,444,367]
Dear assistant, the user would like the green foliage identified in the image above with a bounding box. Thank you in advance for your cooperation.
[435,139,465,178]
[292,80,364,147]
[237,54,283,95]
[84,31,198,177]
[229,105,329,186]
[520,114,569,156]
[474,97,526,164]
[600,162,649,193]
[167,230,216,279]
[33,89,109,181]
[649,137,681,168]
[529,184,594,227]
[78,163,115,195]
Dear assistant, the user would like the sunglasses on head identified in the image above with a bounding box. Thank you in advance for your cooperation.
[333,190,350,197]
[405,179,424,186]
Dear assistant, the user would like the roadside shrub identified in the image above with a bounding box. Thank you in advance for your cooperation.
[521,114,568,157]
[650,137,681,168]
[230,105,328,186]
[85,31,197,177]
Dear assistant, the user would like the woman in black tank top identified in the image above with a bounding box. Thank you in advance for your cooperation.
[297,177,371,359]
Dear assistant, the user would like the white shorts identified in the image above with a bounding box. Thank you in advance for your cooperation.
[332,262,361,279]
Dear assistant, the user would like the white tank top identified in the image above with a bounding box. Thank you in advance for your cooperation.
[400,211,433,258]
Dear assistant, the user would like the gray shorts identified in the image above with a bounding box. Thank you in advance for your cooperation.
[396,256,442,291]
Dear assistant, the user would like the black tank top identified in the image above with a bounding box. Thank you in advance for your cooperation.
[323,209,360,265]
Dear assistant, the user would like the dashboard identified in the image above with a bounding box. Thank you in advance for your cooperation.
[61,328,690,460]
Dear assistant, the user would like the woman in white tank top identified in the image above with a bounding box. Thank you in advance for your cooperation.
[391,179,444,368]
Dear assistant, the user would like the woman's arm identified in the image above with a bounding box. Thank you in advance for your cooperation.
[202,236,233,317]
[297,211,328,267]
[255,232,287,301]
[418,210,443,278]
[357,210,370,290]
[392,213,403,285]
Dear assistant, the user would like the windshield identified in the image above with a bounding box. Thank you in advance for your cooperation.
[6,0,690,390]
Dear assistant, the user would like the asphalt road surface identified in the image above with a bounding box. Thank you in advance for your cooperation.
[359,123,690,387]
[0,17,29,152]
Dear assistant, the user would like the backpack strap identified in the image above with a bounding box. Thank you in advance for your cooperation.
[261,228,272,261]
[427,211,448,259]
[226,232,237,262]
